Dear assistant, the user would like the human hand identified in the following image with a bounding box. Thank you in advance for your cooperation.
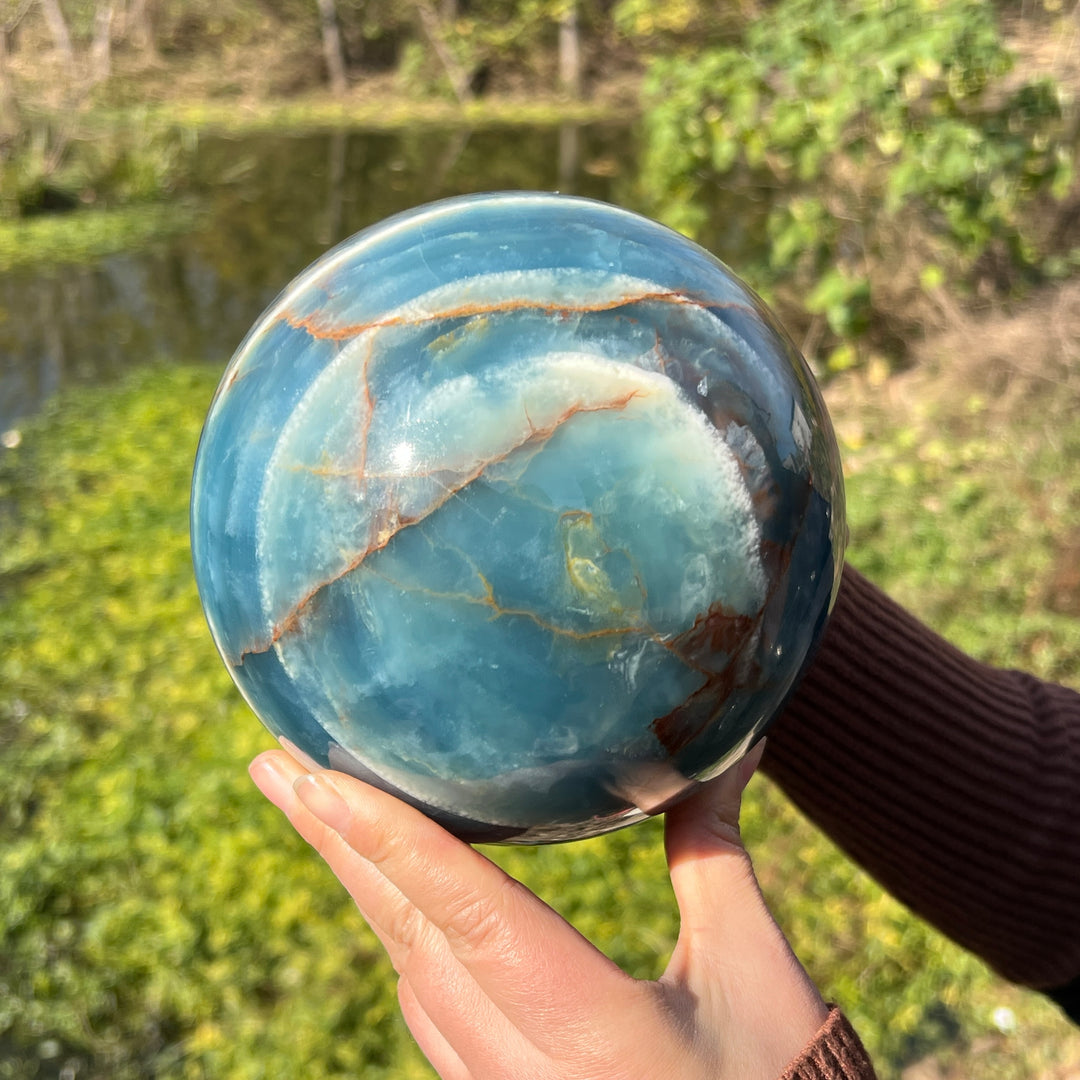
[249,741,828,1080]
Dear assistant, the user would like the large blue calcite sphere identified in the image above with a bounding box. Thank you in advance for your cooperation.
[191,193,845,843]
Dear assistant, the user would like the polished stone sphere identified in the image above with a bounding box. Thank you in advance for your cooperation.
[190,193,845,843]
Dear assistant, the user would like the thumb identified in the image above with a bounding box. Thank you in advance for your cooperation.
[661,738,828,1076]
[663,737,768,944]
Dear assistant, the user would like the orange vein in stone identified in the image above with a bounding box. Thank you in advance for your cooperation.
[364,565,643,642]
[281,290,743,343]
[356,331,376,483]
[235,389,645,664]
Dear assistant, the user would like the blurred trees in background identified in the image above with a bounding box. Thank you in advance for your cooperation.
[0,0,616,100]
[1,0,1078,370]
[0,0,1077,370]
[0,0,1073,122]
[638,0,1077,371]
[2,1,1075,330]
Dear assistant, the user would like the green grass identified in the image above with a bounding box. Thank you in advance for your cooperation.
[839,381,1080,685]
[0,201,201,272]
[1,365,1078,1078]
[79,94,631,141]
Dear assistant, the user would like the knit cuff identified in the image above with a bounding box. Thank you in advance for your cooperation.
[778,1007,878,1080]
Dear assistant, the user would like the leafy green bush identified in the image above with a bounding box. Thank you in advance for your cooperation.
[611,0,744,49]
[1,367,1078,1078]
[638,0,1072,366]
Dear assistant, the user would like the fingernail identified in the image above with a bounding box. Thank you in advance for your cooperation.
[293,773,352,833]
[249,754,295,810]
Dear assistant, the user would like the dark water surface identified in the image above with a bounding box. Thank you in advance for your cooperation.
[0,123,638,431]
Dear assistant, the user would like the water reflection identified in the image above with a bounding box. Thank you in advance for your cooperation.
[0,123,636,429]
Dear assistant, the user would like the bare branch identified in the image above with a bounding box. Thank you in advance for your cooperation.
[412,0,472,106]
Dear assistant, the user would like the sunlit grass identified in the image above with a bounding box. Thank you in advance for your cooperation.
[86,94,631,139]
[0,201,201,271]
[1,364,1078,1078]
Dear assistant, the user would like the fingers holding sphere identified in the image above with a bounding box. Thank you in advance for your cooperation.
[249,750,641,1059]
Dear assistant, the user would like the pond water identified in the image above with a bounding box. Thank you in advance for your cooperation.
[0,122,643,431]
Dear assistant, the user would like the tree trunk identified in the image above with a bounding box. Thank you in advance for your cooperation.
[126,0,155,56]
[0,27,16,136]
[315,0,347,95]
[91,2,114,84]
[558,1,581,99]
[39,0,74,65]
[1,1,35,135]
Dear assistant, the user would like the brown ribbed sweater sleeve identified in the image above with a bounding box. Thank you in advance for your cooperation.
[763,563,1080,997]
[780,1008,877,1079]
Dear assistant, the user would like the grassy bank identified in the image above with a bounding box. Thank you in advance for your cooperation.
[101,92,634,137]
[0,201,203,272]
[1,362,1078,1079]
